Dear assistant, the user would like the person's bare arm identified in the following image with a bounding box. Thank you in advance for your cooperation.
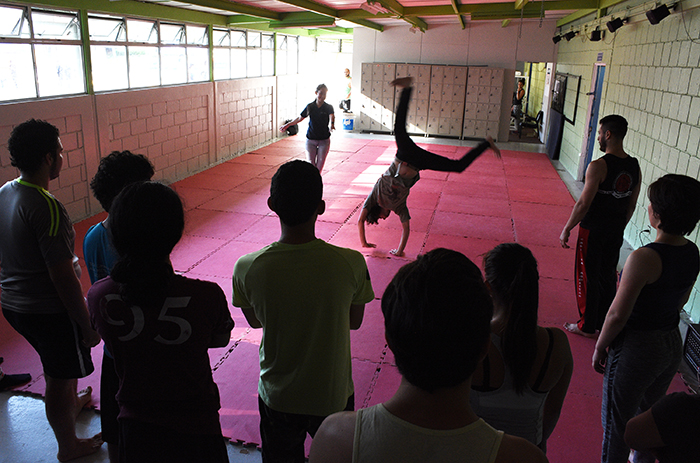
[592,247,661,373]
[390,220,410,257]
[624,407,665,452]
[349,304,365,330]
[280,115,305,132]
[241,307,262,329]
[625,165,643,224]
[357,209,376,248]
[48,259,100,348]
[541,329,573,443]
[560,159,607,248]
[308,412,356,463]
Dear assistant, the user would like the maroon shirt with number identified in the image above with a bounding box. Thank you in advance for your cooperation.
[88,275,233,435]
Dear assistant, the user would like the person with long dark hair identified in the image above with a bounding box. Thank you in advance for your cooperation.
[471,243,573,452]
[88,182,234,463]
[358,77,500,257]
[593,174,700,463]
[280,83,335,172]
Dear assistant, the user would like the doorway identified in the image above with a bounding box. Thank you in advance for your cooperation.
[577,64,606,181]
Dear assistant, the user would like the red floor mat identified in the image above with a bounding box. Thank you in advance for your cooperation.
[3,139,692,463]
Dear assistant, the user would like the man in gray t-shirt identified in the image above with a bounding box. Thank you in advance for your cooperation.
[0,119,102,461]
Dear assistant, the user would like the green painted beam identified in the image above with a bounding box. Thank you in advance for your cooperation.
[557,9,597,27]
[377,0,429,30]
[78,8,93,94]
[227,15,271,25]
[274,0,336,18]
[269,12,337,29]
[14,0,230,26]
[451,0,466,29]
[275,0,383,32]
[156,0,280,20]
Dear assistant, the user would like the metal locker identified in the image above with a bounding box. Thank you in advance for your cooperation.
[479,69,492,86]
[415,99,429,116]
[442,84,454,101]
[383,63,396,81]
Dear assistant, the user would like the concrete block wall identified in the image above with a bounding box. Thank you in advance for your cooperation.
[0,96,98,220]
[556,2,700,322]
[95,83,216,191]
[215,77,275,160]
[0,78,281,225]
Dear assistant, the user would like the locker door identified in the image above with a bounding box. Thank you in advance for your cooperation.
[479,69,492,87]
[428,99,442,118]
[383,63,396,81]
[463,102,477,120]
[431,66,444,83]
[415,99,429,116]
[442,83,454,101]
[396,64,409,77]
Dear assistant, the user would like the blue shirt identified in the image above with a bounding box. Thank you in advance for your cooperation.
[83,222,117,284]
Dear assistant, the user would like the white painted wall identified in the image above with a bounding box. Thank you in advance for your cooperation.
[351,20,558,140]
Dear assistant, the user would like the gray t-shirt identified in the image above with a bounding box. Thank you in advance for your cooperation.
[0,179,76,314]
[363,161,419,223]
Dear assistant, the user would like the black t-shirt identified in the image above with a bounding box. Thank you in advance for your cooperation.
[581,153,640,232]
[301,101,333,140]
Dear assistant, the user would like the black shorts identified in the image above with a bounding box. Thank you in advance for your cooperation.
[2,309,94,380]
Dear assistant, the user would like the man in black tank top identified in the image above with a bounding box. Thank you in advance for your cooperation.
[559,115,641,337]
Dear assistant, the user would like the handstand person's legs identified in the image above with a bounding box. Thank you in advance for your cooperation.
[391,79,496,173]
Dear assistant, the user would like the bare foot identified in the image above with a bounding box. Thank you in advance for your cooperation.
[486,136,501,159]
[389,249,405,257]
[75,386,93,416]
[57,433,103,462]
[564,323,597,339]
[362,242,377,248]
[390,77,413,88]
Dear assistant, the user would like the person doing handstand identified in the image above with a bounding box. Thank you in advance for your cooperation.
[358,77,500,257]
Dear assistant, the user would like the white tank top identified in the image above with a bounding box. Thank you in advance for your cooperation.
[352,404,504,463]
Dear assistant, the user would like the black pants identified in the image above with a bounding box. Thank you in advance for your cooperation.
[394,87,490,172]
[575,226,622,333]
[258,395,354,463]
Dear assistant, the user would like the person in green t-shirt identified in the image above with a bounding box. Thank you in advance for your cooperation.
[232,160,375,463]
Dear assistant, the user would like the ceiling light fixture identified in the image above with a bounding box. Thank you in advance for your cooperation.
[606,17,626,33]
[564,30,577,41]
[647,3,674,25]
[590,28,603,41]
[552,35,562,44]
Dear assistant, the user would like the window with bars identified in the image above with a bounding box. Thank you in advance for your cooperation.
[0,5,85,101]
[89,14,210,91]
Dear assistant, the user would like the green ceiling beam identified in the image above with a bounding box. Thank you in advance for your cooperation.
[307,26,353,36]
[227,15,271,25]
[269,12,336,28]
[275,0,383,31]
[10,0,230,25]
[451,0,466,30]
[376,0,428,31]
[158,0,280,20]
[557,9,597,27]
[275,0,336,18]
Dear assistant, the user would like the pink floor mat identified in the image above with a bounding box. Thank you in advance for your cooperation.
[1,137,693,463]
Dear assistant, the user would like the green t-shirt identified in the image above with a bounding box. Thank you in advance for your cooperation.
[232,239,375,416]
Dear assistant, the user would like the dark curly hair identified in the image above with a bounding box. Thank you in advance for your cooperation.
[90,151,155,212]
[8,119,60,175]
[648,174,700,236]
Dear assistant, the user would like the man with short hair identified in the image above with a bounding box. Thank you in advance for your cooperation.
[0,119,102,461]
[309,248,547,463]
[560,115,641,337]
[232,160,374,463]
